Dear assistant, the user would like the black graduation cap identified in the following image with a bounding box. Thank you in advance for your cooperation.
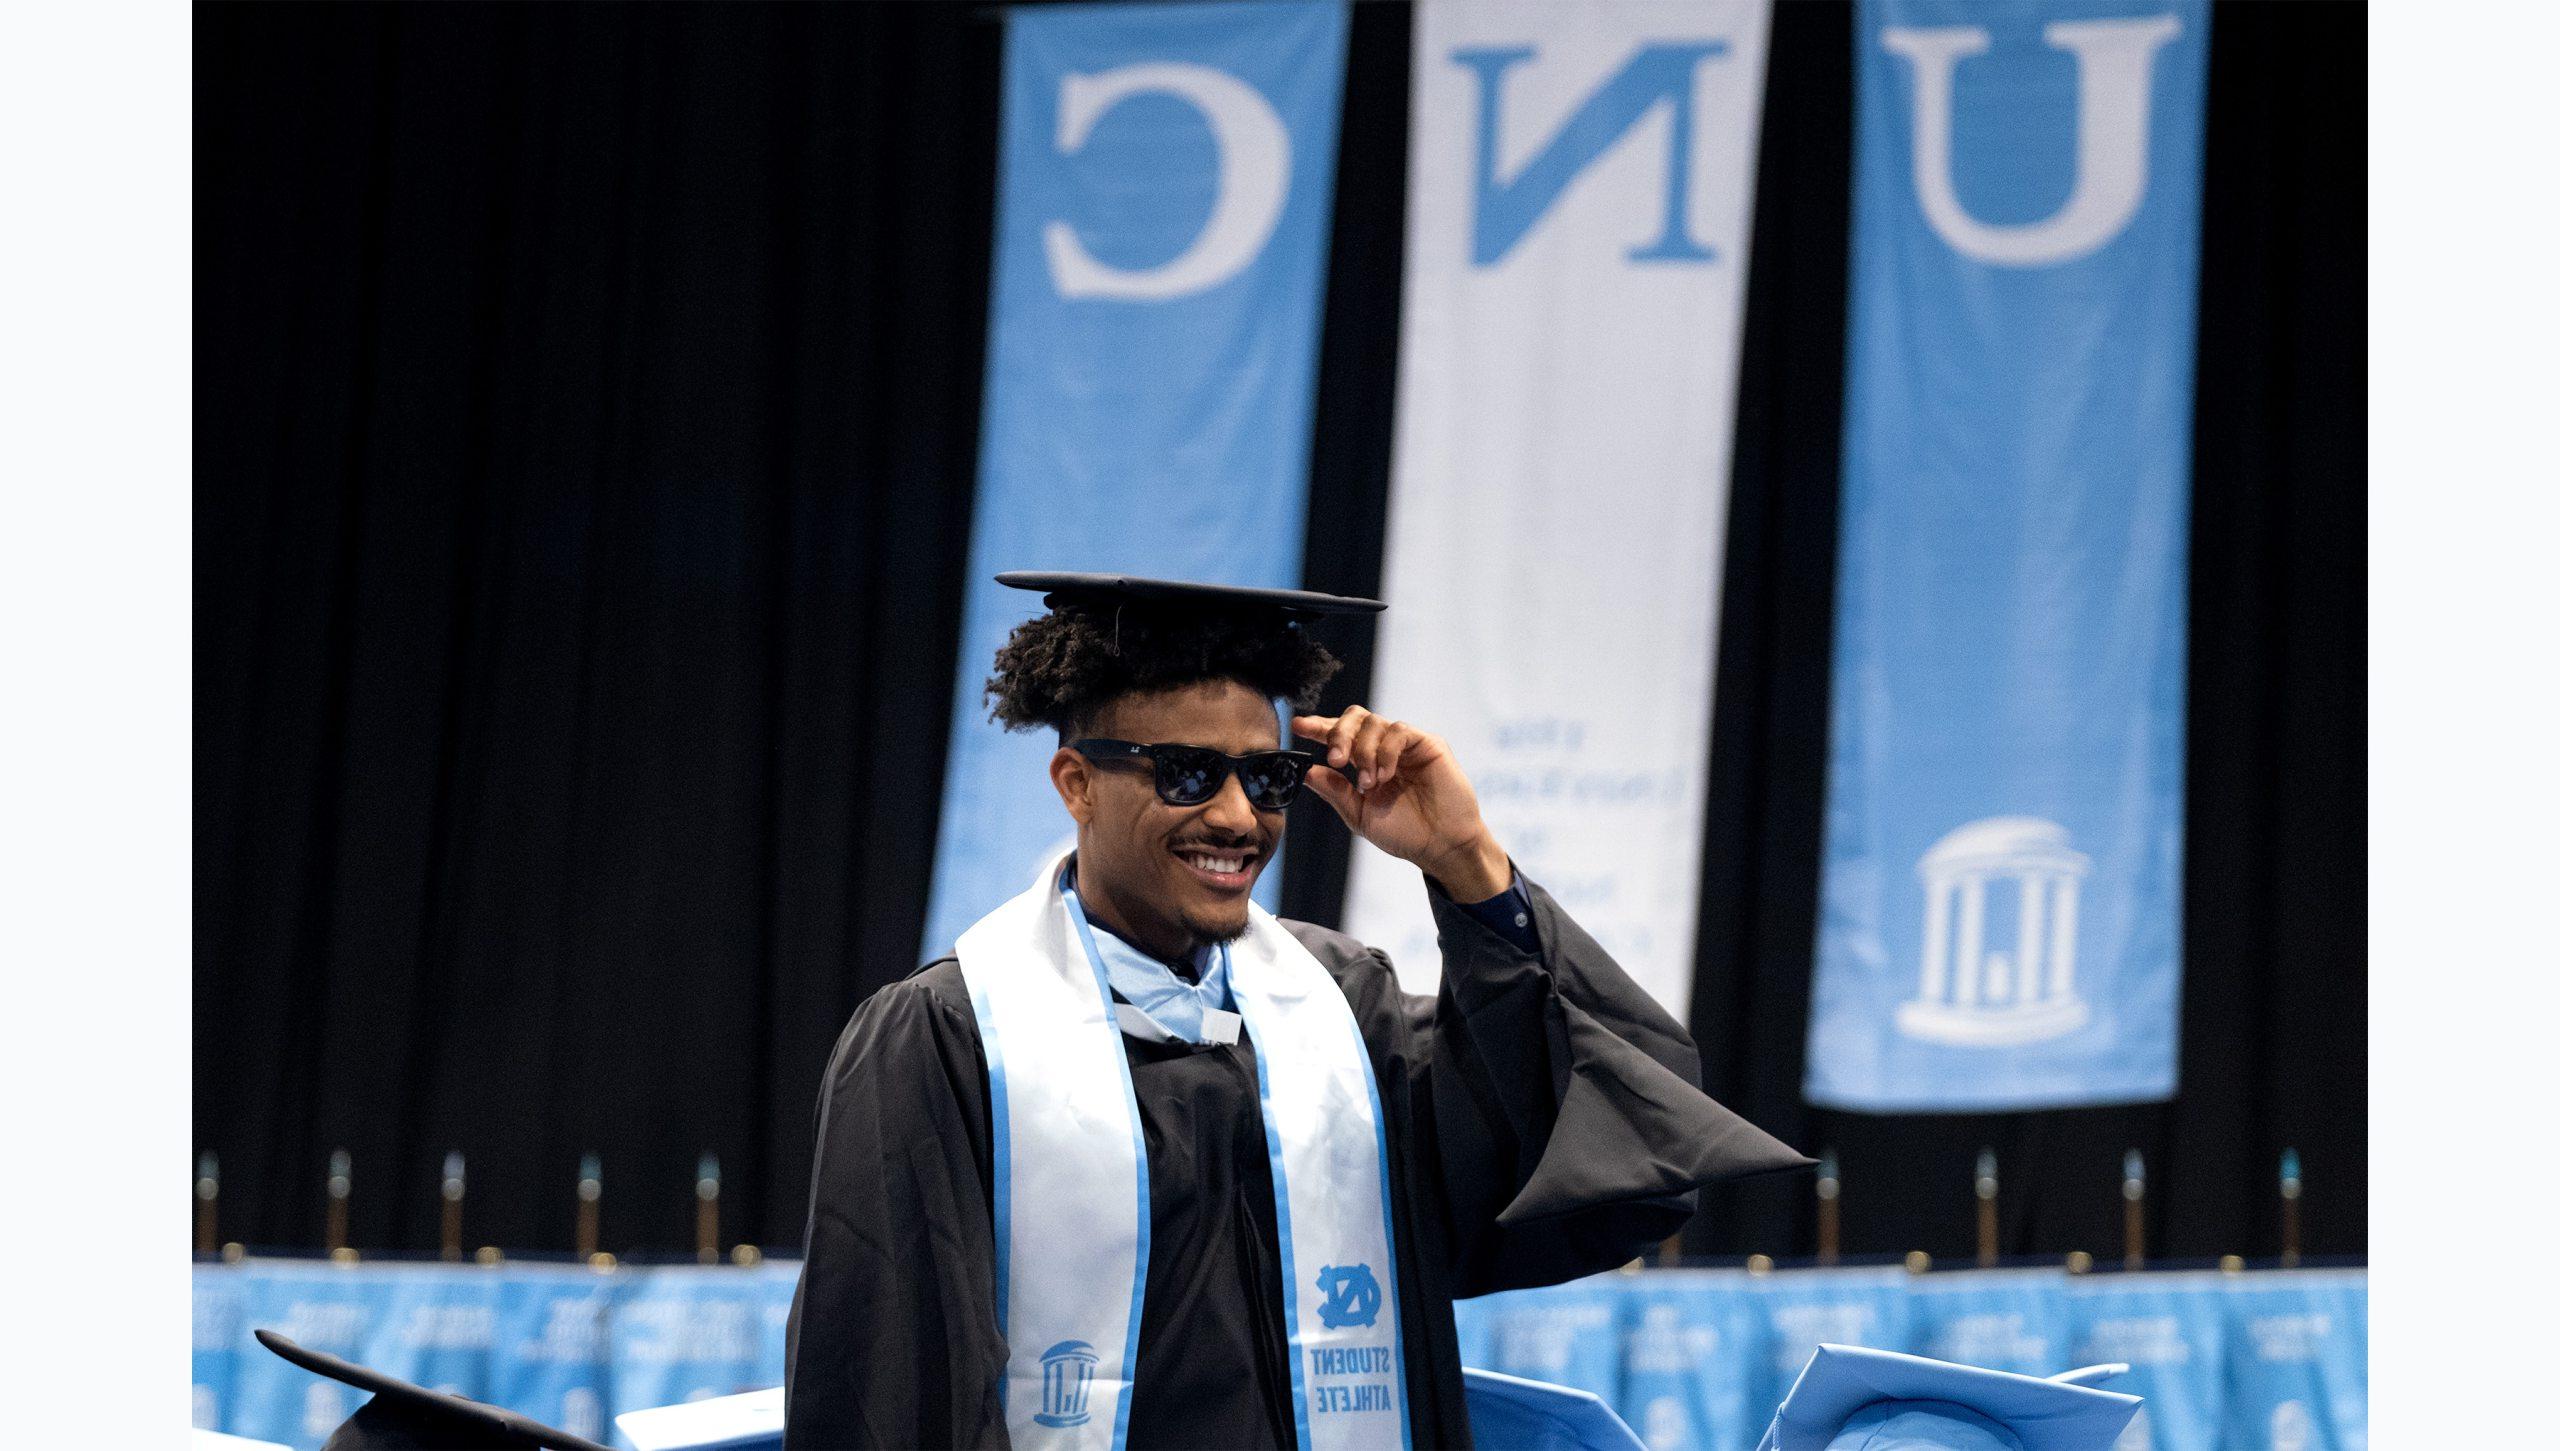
[995,571,1384,621]
[252,1329,615,1451]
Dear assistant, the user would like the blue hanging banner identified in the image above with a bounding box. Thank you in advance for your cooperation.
[2065,1272,2230,1451]
[1906,1269,2068,1377]
[193,1264,248,1432]
[365,1268,501,1397]
[921,0,1350,959]
[192,1260,2366,1445]
[2220,1273,2369,1451]
[1618,1270,1766,1451]
[608,1266,784,1419]
[488,1265,621,1447]
[753,1262,799,1390]
[228,1262,396,1449]
[1807,0,2210,1111]
[1450,1294,1494,1367]
[1749,1268,1916,1436]
[1455,1276,1625,1404]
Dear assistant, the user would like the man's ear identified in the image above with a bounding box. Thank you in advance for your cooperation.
[1051,746,1095,826]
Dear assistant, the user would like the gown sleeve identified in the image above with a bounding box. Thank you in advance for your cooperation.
[784,971,1010,1450]
[1334,867,1813,1297]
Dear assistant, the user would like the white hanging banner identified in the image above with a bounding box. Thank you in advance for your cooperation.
[1343,0,1772,1016]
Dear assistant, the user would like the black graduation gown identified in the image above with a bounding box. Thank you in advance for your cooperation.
[783,869,1810,1450]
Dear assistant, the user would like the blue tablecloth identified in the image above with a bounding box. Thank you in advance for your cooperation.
[194,1259,2364,1451]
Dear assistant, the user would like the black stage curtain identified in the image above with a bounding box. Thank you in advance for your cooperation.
[196,2,1003,1254]
[196,1,2364,1262]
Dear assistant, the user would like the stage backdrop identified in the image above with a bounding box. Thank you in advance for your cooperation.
[922,0,1351,958]
[1803,0,2210,1111]
[194,2,2363,1265]
[1342,0,1773,1014]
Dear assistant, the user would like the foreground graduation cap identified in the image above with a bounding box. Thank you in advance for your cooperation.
[1756,1344,2143,1451]
[615,1387,782,1451]
[995,570,1386,621]
[1463,1367,1649,1451]
[252,1330,613,1451]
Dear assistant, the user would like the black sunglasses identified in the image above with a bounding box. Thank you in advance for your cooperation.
[1070,738,1324,810]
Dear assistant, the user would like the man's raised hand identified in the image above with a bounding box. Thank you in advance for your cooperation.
[1292,707,1511,902]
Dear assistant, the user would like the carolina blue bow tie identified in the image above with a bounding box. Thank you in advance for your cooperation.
[1093,929,1234,1044]
[1062,872,1235,1044]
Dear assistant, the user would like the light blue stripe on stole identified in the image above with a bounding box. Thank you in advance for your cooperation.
[1345,995,1415,1451]
[966,971,1017,1420]
[1230,966,1410,1451]
[1064,886,1151,1451]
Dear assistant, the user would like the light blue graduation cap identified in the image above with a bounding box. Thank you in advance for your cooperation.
[1755,1345,2142,1451]
[1464,1367,1648,1451]
[615,1386,782,1451]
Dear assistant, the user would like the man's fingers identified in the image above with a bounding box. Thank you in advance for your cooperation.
[1396,729,1448,783]
[1331,705,1373,769]
[1354,709,1399,781]
[1300,761,1358,821]
[1368,721,1406,786]
[1298,708,1433,787]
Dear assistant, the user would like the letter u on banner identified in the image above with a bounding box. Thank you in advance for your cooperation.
[1805,0,2210,1111]
[1343,0,1773,1017]
[922,2,1349,960]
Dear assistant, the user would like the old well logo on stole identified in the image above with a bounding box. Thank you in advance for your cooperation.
[1896,817,2092,1046]
[1316,1264,1381,1329]
[1035,1340,1100,1429]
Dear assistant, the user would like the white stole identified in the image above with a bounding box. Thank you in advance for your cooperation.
[957,855,1412,1451]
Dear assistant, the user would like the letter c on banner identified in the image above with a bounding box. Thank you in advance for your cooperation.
[1044,62,1292,301]
[1882,15,2182,267]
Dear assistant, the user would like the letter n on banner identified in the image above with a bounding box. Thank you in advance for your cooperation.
[1805,0,2210,1111]
[1343,0,1773,1016]
[921,2,1349,959]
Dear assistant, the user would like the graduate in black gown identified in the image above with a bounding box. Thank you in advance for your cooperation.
[784,575,1809,1450]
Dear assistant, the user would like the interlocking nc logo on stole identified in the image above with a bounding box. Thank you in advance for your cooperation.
[1316,1264,1382,1330]
[1036,1339,1101,1428]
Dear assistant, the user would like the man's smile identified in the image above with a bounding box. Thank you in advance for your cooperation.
[1172,842,1259,893]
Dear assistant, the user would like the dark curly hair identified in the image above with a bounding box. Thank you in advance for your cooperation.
[985,603,1343,741]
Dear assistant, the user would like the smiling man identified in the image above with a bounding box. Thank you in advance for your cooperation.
[784,573,1807,1451]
